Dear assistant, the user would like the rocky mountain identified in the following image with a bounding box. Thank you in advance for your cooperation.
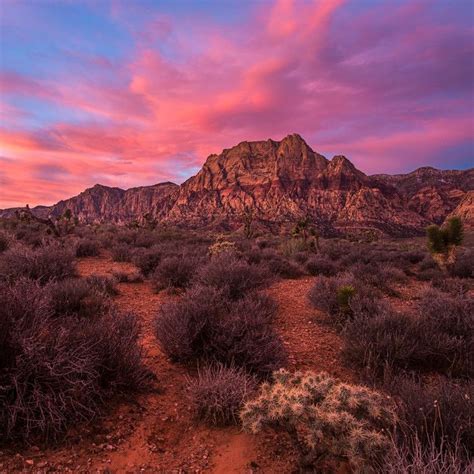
[1,134,472,236]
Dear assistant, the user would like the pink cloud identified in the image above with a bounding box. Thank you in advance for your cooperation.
[0,0,472,207]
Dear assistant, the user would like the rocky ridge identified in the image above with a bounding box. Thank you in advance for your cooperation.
[1,134,472,236]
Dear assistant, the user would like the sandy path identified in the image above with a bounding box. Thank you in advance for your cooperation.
[1,257,351,473]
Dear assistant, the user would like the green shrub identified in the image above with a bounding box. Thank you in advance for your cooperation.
[336,285,356,314]
[241,370,396,470]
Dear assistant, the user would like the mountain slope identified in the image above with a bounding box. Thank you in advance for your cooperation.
[1,134,472,236]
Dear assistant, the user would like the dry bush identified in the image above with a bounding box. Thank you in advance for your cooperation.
[0,231,10,253]
[155,286,285,377]
[387,435,472,474]
[195,254,271,300]
[308,272,357,319]
[111,243,133,262]
[449,249,474,279]
[47,278,111,318]
[292,251,310,265]
[343,289,473,377]
[264,253,303,279]
[417,288,473,377]
[152,254,203,291]
[431,277,470,295]
[0,244,75,284]
[0,279,150,443]
[186,363,255,426]
[112,270,143,283]
[75,238,100,257]
[133,245,162,276]
[305,255,339,276]
[241,369,397,470]
[383,374,474,454]
[85,274,119,296]
[350,261,406,294]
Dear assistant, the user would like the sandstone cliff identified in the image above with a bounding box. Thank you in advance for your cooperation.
[1,134,472,236]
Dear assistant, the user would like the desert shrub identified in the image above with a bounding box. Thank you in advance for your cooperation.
[186,363,255,426]
[449,249,474,279]
[152,254,202,291]
[112,270,143,283]
[292,251,310,264]
[384,374,474,454]
[111,243,133,262]
[387,435,472,474]
[208,240,237,256]
[264,254,303,279]
[419,254,438,271]
[0,279,150,442]
[344,289,474,377]
[308,272,355,317]
[431,277,470,295]
[416,266,444,282]
[195,254,271,300]
[0,232,10,253]
[75,238,100,257]
[417,288,473,377]
[47,278,110,318]
[350,261,406,294]
[0,244,75,284]
[343,308,420,375]
[86,274,118,296]
[336,285,356,314]
[241,370,397,470]
[155,286,285,377]
[305,255,338,276]
[280,238,308,257]
[80,309,151,391]
[133,245,162,276]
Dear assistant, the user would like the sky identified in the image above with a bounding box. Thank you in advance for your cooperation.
[0,0,473,208]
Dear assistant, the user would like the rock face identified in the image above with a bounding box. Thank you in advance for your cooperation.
[447,191,474,228]
[1,134,472,236]
[49,182,179,224]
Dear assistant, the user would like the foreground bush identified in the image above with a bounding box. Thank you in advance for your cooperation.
[152,254,202,291]
[75,238,100,257]
[241,370,396,470]
[0,279,150,443]
[384,374,474,454]
[47,278,111,318]
[186,364,255,426]
[111,243,133,262]
[133,245,162,276]
[155,286,285,377]
[196,254,271,300]
[0,244,75,284]
[305,255,338,276]
[343,289,474,377]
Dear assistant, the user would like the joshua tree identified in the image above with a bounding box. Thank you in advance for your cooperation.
[427,216,464,268]
[292,216,320,252]
[242,205,254,239]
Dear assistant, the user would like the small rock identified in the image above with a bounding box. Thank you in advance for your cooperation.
[25,459,34,466]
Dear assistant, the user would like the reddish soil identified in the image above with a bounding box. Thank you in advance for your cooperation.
[1,256,353,473]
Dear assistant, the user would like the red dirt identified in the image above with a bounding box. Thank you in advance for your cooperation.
[1,256,352,473]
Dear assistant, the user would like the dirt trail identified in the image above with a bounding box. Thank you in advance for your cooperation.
[1,257,351,473]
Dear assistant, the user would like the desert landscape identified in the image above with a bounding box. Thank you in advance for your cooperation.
[1,1,473,472]
[0,133,473,473]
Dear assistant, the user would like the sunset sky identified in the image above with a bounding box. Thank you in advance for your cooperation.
[0,0,473,208]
